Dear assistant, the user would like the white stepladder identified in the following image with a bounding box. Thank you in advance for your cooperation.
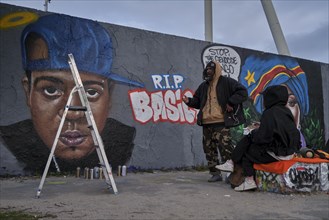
[36,53,118,198]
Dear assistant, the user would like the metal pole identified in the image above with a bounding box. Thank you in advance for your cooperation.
[261,0,290,56]
[204,0,213,42]
[44,0,48,12]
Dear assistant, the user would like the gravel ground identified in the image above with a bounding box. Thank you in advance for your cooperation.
[1,171,328,220]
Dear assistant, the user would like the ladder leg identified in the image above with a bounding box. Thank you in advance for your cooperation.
[90,123,118,194]
[96,138,118,194]
[94,147,111,184]
[36,112,66,198]
[52,155,61,173]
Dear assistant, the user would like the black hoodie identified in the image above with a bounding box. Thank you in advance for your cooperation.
[251,85,301,156]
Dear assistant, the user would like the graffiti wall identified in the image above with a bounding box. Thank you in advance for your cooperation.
[0,3,328,175]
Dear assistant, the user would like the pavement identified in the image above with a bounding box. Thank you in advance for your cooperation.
[0,170,328,220]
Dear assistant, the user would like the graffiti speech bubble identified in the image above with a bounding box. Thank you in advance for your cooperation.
[202,45,241,81]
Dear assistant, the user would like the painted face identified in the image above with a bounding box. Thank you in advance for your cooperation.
[23,70,111,160]
[285,88,301,128]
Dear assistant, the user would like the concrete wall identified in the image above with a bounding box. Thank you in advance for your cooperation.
[1,3,328,175]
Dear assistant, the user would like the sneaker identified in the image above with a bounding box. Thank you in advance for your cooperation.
[234,176,257,191]
[215,160,234,172]
[208,174,223,182]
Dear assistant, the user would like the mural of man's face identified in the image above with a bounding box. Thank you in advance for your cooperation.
[22,70,111,160]
[285,86,301,128]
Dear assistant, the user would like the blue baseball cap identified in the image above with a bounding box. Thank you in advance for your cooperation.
[21,14,144,87]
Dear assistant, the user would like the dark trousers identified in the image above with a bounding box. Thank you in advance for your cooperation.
[232,136,277,176]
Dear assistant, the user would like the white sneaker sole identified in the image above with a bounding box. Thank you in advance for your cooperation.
[234,184,257,191]
[215,165,233,172]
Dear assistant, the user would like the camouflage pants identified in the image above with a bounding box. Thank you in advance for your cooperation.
[202,125,234,175]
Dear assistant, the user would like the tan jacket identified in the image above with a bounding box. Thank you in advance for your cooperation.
[202,61,225,124]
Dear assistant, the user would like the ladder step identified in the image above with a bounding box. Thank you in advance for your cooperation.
[67,106,87,111]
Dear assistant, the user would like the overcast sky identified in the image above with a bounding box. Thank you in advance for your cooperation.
[2,0,329,63]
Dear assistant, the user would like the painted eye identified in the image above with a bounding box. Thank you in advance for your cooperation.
[86,88,100,99]
[44,87,62,97]
[287,101,297,107]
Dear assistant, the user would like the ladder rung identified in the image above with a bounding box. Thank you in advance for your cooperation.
[67,106,87,111]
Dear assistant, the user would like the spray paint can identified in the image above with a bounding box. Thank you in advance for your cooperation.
[99,167,103,179]
[76,167,81,178]
[84,167,89,179]
[122,165,127,176]
[90,168,94,180]
[94,166,100,179]
[117,165,122,176]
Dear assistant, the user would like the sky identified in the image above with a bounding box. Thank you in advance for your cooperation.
[2,0,328,64]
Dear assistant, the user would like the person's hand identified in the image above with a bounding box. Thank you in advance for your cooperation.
[226,103,233,112]
[251,121,260,129]
[182,95,189,104]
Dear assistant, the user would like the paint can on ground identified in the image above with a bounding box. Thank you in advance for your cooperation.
[117,165,121,176]
[84,167,89,179]
[94,166,99,179]
[90,168,94,180]
[76,167,80,178]
[99,167,103,179]
[122,165,127,176]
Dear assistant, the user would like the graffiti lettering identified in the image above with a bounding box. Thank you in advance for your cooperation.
[258,171,279,183]
[214,56,237,65]
[151,74,184,90]
[211,56,237,75]
[209,48,230,56]
[129,89,197,124]
[256,171,284,193]
[288,166,320,188]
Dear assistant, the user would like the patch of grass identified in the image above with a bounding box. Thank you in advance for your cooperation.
[0,209,56,220]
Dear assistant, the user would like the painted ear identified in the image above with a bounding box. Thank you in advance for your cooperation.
[22,76,31,107]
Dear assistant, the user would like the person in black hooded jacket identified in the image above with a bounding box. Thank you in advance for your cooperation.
[219,85,301,191]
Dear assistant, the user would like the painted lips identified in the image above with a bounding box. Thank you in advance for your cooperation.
[60,130,87,146]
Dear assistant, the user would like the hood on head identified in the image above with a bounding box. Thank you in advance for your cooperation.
[203,61,222,82]
[262,85,288,109]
